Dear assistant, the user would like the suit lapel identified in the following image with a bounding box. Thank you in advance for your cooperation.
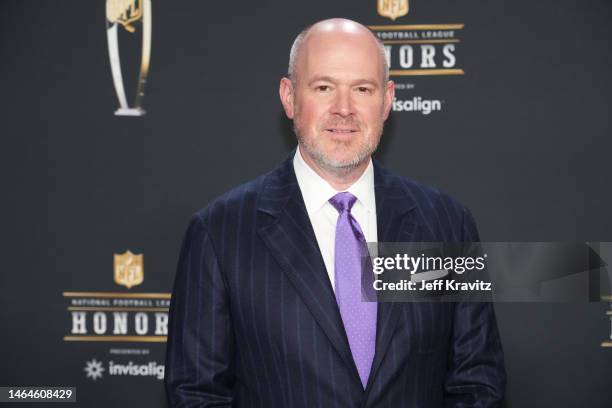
[365,161,419,392]
[257,155,362,385]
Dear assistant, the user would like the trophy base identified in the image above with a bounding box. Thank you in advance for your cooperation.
[114,107,146,117]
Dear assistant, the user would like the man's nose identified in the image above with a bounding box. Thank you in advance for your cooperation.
[330,89,354,117]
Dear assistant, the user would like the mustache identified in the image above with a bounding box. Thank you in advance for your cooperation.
[319,117,362,130]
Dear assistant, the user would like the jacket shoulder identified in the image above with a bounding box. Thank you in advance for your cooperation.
[192,171,269,227]
[376,164,477,240]
[378,165,469,215]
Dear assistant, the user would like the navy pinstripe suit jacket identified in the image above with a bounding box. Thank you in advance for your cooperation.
[165,155,506,407]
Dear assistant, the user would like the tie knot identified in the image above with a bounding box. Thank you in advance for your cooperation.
[329,192,357,214]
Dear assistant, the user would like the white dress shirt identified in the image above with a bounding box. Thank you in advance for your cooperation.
[293,146,378,292]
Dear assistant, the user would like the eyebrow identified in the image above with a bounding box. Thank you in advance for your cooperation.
[307,76,380,88]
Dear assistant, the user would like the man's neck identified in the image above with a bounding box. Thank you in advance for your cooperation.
[298,147,370,191]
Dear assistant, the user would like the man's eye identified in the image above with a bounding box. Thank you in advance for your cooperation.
[316,85,331,92]
[357,87,371,94]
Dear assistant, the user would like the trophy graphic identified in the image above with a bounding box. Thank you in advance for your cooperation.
[106,0,152,116]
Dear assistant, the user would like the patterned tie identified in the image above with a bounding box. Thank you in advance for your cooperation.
[329,192,377,389]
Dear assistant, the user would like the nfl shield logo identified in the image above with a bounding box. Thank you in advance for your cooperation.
[377,0,409,21]
[114,250,144,289]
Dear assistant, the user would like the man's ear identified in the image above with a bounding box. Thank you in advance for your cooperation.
[279,77,295,119]
[382,80,395,120]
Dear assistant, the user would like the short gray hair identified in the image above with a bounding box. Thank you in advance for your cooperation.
[287,25,389,85]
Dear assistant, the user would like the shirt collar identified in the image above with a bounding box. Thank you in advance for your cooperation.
[293,146,375,215]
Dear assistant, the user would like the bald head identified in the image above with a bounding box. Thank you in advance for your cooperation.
[288,18,389,85]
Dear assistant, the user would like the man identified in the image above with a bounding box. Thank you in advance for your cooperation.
[165,18,506,407]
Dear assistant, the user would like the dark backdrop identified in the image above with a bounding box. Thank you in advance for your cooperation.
[1,1,611,407]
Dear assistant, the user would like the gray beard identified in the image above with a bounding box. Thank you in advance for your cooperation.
[294,125,379,175]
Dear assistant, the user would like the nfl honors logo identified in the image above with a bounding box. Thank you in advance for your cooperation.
[63,249,170,342]
[114,250,144,289]
[378,0,409,20]
[369,0,465,79]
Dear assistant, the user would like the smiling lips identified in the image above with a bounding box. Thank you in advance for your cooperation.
[326,128,359,133]
[324,127,361,142]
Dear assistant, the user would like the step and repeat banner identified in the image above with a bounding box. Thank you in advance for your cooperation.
[1,0,611,406]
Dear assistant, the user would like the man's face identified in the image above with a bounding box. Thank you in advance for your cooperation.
[280,29,394,173]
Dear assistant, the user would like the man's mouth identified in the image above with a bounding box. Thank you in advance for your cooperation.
[325,128,359,134]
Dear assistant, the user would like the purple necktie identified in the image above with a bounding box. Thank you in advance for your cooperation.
[329,192,377,388]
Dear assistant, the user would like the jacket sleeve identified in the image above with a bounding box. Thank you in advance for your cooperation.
[165,214,235,407]
[443,208,507,407]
